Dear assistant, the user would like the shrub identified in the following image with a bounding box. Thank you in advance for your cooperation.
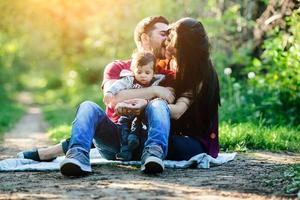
[246,11,300,126]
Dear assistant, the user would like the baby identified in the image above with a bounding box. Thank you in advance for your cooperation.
[104,51,165,160]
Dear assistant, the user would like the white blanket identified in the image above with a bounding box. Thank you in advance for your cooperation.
[0,148,236,172]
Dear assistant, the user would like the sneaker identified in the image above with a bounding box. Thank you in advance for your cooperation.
[60,147,92,177]
[17,149,56,162]
[141,145,164,174]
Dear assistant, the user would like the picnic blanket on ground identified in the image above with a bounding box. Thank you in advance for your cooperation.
[0,148,236,172]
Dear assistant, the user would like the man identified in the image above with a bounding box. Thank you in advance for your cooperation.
[59,16,175,176]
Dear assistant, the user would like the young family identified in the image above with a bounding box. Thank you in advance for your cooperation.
[18,16,220,176]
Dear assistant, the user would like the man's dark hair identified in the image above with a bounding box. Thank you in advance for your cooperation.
[131,51,156,71]
[134,16,169,48]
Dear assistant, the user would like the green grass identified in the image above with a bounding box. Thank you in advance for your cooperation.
[284,164,300,195]
[42,101,105,143]
[38,86,300,153]
[43,104,75,127]
[45,106,300,153]
[47,125,72,144]
[220,122,300,152]
[42,104,75,143]
[34,84,105,143]
[0,100,25,135]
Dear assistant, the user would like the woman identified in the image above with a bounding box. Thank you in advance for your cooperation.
[165,17,220,160]
[18,17,220,174]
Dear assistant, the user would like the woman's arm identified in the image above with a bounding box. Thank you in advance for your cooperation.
[168,97,191,120]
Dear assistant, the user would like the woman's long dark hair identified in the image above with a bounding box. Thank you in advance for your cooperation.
[173,18,220,134]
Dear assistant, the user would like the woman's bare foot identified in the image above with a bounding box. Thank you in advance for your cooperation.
[38,143,64,160]
[17,142,65,161]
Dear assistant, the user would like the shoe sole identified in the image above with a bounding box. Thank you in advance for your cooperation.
[60,158,91,177]
[141,156,164,174]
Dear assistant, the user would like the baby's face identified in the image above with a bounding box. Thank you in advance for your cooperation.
[133,61,154,85]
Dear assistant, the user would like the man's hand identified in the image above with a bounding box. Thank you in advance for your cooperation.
[152,86,175,104]
[114,98,148,116]
[103,92,116,108]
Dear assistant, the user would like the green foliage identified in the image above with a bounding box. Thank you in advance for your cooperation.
[245,11,300,126]
[219,10,299,127]
[43,104,75,128]
[285,164,300,195]
[0,99,24,135]
[40,85,105,142]
[220,123,300,152]
[0,0,298,152]
[42,104,73,142]
[0,32,26,134]
[34,84,103,108]
[45,74,63,89]
[48,125,71,144]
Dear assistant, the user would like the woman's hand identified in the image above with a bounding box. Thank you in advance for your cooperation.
[114,98,148,116]
[168,97,191,120]
[152,86,175,104]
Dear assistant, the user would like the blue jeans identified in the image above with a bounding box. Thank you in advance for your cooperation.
[68,99,171,160]
[68,100,205,161]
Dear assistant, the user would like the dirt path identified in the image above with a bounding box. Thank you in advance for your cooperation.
[0,93,299,199]
[0,92,51,159]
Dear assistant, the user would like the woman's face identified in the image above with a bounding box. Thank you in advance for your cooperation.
[164,28,177,60]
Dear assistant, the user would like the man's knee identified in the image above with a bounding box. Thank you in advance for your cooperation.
[79,101,104,113]
[145,99,170,121]
[146,99,168,112]
[75,101,106,121]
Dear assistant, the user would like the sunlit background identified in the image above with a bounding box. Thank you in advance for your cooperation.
[0,0,299,152]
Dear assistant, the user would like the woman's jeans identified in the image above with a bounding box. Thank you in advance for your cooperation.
[68,100,205,161]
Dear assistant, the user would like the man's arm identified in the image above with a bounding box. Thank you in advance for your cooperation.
[114,95,190,118]
[114,86,175,104]
[103,79,175,108]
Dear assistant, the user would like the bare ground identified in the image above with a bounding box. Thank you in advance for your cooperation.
[0,93,299,200]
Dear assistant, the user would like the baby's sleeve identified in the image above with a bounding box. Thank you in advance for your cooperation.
[106,76,134,95]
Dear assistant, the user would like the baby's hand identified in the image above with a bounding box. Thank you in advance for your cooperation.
[103,92,116,108]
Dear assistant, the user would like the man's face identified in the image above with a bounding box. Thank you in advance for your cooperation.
[133,62,154,85]
[146,23,169,59]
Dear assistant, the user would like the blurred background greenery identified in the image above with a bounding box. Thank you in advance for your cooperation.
[0,0,299,152]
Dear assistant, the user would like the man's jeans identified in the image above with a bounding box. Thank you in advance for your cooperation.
[68,99,170,160]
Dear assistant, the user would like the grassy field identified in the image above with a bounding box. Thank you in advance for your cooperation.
[43,103,300,153]
[42,104,75,143]
[0,99,25,135]
[220,123,300,152]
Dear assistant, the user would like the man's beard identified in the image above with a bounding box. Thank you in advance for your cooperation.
[149,40,166,59]
[152,46,165,59]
